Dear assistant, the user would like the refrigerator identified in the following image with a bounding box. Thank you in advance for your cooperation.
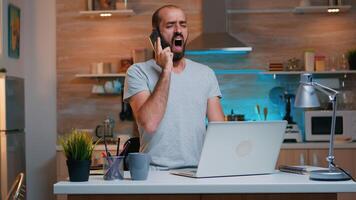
[0,73,26,200]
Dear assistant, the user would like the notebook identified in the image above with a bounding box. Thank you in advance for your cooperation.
[170,120,287,178]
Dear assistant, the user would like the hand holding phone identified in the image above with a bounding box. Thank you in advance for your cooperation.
[149,30,160,53]
[149,29,170,53]
[148,29,173,71]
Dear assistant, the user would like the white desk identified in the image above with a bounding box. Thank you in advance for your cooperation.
[54,171,356,200]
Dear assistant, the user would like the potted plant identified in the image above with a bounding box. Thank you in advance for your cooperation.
[347,48,356,70]
[59,129,99,182]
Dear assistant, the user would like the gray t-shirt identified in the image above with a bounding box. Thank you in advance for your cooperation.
[123,59,221,169]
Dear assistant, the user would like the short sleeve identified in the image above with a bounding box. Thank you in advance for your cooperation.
[123,65,150,102]
[207,69,222,99]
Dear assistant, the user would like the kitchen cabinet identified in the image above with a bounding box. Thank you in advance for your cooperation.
[277,148,356,200]
[276,149,308,166]
[57,144,356,200]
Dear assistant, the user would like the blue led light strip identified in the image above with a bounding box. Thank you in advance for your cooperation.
[185,50,249,55]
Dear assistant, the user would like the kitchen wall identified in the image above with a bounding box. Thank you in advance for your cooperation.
[56,0,203,135]
[57,0,356,136]
[24,1,57,199]
[189,0,356,129]
[1,0,57,199]
[0,0,24,77]
[229,0,356,125]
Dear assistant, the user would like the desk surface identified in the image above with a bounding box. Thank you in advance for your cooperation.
[54,171,356,195]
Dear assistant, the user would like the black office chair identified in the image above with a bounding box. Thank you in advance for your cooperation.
[122,137,140,171]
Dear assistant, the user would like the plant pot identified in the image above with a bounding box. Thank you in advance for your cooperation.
[66,160,91,182]
[348,56,356,70]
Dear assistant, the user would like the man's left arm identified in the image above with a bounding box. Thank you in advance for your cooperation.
[207,96,224,121]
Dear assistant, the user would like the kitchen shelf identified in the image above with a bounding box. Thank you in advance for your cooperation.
[227,5,352,14]
[227,9,293,14]
[79,9,134,17]
[75,73,126,78]
[214,69,264,75]
[262,70,356,75]
[294,5,352,14]
[213,70,356,75]
[94,92,121,96]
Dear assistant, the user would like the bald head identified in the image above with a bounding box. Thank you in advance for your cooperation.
[152,5,184,30]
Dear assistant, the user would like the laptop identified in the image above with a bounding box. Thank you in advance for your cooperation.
[170,120,287,178]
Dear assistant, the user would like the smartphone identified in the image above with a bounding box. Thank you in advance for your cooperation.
[149,29,170,53]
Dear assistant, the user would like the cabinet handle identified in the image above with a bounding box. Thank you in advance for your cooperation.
[299,153,305,165]
[312,153,319,166]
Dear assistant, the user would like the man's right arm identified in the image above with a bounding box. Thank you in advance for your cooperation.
[129,37,173,134]
[129,69,171,134]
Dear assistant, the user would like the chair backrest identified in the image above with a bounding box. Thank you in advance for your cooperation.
[6,172,25,200]
[123,137,140,170]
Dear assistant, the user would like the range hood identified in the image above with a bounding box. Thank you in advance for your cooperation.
[187,0,252,54]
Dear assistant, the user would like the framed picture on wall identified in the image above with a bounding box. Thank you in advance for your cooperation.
[8,4,20,59]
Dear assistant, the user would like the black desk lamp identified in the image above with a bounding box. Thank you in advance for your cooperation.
[294,73,350,181]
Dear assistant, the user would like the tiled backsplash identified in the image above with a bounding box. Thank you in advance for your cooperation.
[57,0,356,139]
[188,54,356,139]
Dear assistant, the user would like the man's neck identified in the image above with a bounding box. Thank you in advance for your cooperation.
[172,58,186,74]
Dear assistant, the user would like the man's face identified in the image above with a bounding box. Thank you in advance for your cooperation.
[158,8,188,61]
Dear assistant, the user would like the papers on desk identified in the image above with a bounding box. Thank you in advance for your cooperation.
[90,169,104,175]
[278,165,328,175]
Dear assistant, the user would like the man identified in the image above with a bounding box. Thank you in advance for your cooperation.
[123,5,224,170]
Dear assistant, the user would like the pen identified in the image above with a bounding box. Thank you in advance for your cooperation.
[116,137,120,156]
[119,140,131,156]
[103,135,112,158]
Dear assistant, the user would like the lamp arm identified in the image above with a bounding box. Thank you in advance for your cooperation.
[312,82,339,99]
[313,82,339,170]
[327,96,337,169]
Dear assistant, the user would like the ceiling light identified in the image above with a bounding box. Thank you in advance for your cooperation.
[100,13,112,17]
[327,8,340,13]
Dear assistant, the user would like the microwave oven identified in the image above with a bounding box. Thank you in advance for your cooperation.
[304,110,356,141]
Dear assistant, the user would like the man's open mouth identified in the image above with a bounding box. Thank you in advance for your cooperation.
[174,38,183,47]
[172,37,184,52]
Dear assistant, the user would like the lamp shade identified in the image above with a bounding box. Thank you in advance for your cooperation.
[294,84,320,108]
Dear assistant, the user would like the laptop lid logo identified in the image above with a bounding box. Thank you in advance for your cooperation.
[235,140,253,157]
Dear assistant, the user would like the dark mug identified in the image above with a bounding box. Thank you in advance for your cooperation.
[127,153,150,180]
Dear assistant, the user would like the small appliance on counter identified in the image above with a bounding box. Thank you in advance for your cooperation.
[284,124,302,143]
[283,93,302,143]
[95,116,115,140]
[304,110,356,141]
[269,87,302,142]
[225,109,245,121]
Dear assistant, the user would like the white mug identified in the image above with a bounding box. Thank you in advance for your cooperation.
[104,81,114,93]
[95,85,105,94]
[92,85,98,93]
